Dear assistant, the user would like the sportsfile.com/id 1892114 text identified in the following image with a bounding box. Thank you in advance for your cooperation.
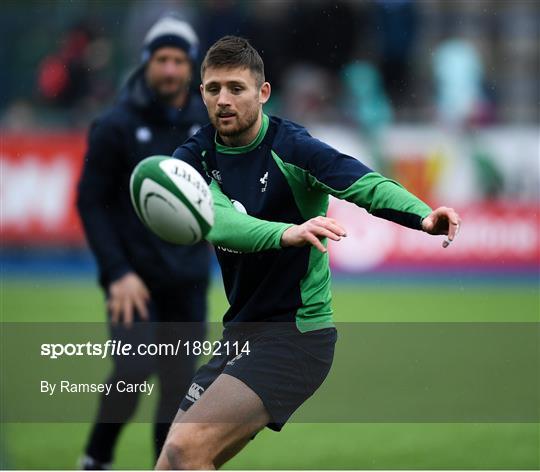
[40,339,251,359]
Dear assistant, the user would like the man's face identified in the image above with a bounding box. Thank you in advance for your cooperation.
[145,47,191,101]
[201,66,270,137]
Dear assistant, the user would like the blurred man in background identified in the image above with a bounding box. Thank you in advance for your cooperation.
[77,16,209,469]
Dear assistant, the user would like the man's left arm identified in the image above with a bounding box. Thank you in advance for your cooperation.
[297,134,461,246]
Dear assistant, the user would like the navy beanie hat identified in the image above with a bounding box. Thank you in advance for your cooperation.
[141,16,199,63]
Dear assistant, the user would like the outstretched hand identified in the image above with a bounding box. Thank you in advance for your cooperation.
[281,216,347,253]
[422,206,461,248]
[281,208,460,253]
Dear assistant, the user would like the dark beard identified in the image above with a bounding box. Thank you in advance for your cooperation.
[214,107,259,139]
[153,80,187,105]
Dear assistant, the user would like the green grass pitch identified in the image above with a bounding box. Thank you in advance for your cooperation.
[1,278,538,469]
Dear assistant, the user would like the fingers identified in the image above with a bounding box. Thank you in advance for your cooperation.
[306,217,347,252]
[304,232,327,253]
[440,208,461,248]
[313,216,347,237]
[442,222,460,248]
[109,295,148,326]
[108,293,149,326]
[134,294,149,320]
[311,225,343,242]
[109,297,121,325]
[122,297,134,328]
[137,283,150,320]
[141,284,150,301]
[107,273,150,327]
[421,215,433,233]
[446,211,461,241]
[281,216,347,252]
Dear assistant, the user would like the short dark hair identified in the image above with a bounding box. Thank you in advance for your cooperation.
[201,36,265,87]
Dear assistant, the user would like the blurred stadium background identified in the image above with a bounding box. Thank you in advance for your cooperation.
[1,0,538,469]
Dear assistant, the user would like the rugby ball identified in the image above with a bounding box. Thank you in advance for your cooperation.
[130,156,214,245]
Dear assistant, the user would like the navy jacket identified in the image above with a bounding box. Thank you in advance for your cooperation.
[77,66,210,290]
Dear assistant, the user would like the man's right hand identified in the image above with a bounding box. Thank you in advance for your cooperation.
[108,272,150,328]
[281,216,347,253]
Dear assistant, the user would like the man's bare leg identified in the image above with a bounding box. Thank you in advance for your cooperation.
[155,408,185,469]
[155,374,270,470]
[212,436,252,470]
[156,409,253,470]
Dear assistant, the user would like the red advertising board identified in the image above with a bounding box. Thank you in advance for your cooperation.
[328,199,540,272]
[1,131,538,271]
[1,132,86,244]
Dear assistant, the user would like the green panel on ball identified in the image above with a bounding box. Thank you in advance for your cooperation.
[130,155,212,239]
[151,163,212,237]
[130,156,169,226]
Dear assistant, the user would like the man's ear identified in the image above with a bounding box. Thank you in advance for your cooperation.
[199,84,207,107]
[259,82,271,105]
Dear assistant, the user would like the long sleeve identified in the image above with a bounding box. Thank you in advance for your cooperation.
[275,126,432,229]
[310,171,432,230]
[173,141,293,253]
[76,119,132,283]
[206,180,293,252]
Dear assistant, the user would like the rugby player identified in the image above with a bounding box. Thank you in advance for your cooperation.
[155,36,460,470]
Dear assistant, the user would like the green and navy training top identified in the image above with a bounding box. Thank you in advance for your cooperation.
[173,114,432,331]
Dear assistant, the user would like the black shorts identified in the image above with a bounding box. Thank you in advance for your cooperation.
[179,324,337,431]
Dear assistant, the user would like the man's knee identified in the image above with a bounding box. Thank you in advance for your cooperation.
[162,423,214,470]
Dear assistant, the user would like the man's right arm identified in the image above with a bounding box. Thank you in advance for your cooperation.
[76,119,132,283]
[206,180,294,252]
[173,142,293,253]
